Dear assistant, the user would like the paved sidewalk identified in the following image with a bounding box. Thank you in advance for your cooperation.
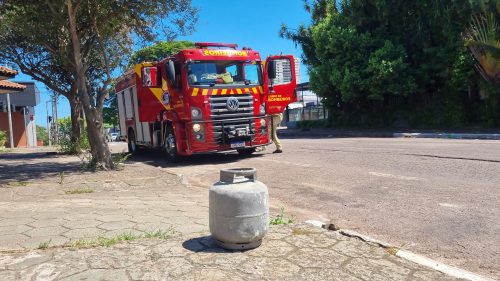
[0,151,466,280]
[0,224,461,281]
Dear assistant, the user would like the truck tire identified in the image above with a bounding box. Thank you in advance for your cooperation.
[164,126,180,162]
[127,130,140,155]
[237,148,256,156]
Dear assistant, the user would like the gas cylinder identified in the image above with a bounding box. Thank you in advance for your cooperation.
[209,168,269,250]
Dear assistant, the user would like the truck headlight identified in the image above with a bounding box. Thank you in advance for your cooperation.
[192,123,201,132]
[260,119,266,127]
[191,107,202,120]
[259,104,266,115]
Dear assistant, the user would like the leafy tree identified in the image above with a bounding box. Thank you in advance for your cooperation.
[129,41,194,66]
[0,1,198,169]
[0,131,6,148]
[465,0,500,85]
[0,14,84,152]
[101,41,194,130]
[57,117,90,154]
[282,0,499,128]
[36,126,48,146]
[103,93,118,129]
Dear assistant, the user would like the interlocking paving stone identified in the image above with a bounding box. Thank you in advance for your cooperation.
[62,228,105,240]
[24,226,67,238]
[0,155,467,280]
[97,220,136,231]
[3,224,461,280]
[0,225,33,236]
[62,219,101,229]
[21,235,69,249]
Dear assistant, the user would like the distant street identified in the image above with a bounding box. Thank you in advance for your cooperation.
[111,137,500,279]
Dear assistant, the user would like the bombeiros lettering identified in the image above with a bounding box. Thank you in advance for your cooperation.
[203,50,248,57]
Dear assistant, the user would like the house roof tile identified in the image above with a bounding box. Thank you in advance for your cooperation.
[0,80,27,92]
[0,66,18,77]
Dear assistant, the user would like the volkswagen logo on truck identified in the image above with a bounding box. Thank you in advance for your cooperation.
[226,97,239,111]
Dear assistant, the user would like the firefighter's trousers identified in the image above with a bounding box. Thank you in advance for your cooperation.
[271,113,283,150]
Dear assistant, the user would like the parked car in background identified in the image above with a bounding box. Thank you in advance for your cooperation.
[111,132,119,142]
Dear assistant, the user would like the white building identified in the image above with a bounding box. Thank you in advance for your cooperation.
[273,57,301,85]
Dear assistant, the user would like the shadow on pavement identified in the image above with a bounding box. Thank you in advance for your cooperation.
[0,152,82,184]
[126,149,265,168]
[182,236,237,253]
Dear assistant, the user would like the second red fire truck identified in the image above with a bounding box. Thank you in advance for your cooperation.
[115,42,298,161]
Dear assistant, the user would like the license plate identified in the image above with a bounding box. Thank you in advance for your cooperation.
[230,141,245,148]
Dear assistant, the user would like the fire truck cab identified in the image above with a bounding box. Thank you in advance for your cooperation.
[115,42,298,161]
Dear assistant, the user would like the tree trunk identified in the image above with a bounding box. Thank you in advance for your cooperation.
[68,94,82,153]
[84,107,113,169]
[67,0,114,169]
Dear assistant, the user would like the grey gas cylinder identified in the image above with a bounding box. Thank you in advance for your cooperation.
[209,168,269,250]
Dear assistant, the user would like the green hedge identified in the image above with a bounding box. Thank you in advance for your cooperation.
[0,130,7,148]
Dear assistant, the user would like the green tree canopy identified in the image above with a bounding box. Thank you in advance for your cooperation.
[0,1,198,168]
[129,41,194,66]
[282,0,500,128]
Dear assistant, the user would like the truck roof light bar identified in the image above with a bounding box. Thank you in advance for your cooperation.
[195,42,238,50]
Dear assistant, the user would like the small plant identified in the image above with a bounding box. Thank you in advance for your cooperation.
[68,233,138,248]
[0,130,7,148]
[112,152,131,170]
[144,228,176,240]
[386,247,400,256]
[37,240,51,249]
[270,207,295,225]
[65,229,173,249]
[116,232,136,241]
[8,181,29,187]
[65,188,94,195]
[58,172,65,185]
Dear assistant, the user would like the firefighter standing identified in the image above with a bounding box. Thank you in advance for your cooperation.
[271,113,283,153]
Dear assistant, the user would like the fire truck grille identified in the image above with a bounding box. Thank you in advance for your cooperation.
[209,94,256,144]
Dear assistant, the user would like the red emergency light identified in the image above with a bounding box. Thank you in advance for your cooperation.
[194,42,238,50]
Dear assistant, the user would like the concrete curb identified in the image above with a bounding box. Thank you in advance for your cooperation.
[393,133,500,140]
[279,130,500,140]
[304,220,496,281]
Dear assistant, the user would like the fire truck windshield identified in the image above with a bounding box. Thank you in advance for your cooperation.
[187,60,262,87]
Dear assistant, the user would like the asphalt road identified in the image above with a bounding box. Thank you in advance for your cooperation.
[111,137,500,279]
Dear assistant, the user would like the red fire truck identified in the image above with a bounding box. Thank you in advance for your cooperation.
[115,42,297,161]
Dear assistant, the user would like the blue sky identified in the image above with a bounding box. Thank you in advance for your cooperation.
[13,0,310,127]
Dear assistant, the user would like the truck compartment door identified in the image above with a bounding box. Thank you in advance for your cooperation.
[131,87,144,142]
[264,55,298,114]
[117,91,127,139]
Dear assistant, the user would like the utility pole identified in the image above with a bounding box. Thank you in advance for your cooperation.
[53,95,58,144]
[46,100,51,146]
[6,93,14,149]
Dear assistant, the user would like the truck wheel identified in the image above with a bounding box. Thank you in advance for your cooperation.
[128,130,140,155]
[164,126,179,162]
[237,148,256,156]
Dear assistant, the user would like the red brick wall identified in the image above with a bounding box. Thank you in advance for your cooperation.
[0,111,27,148]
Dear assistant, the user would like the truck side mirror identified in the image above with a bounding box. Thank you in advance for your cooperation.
[267,60,277,80]
[166,60,175,84]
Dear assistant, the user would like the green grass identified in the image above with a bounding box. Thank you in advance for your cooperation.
[68,232,141,248]
[37,240,51,249]
[65,188,94,195]
[65,229,175,249]
[8,181,29,187]
[270,207,295,226]
[59,172,65,185]
[109,152,132,171]
[143,228,176,240]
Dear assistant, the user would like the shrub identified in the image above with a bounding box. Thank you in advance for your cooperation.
[57,117,89,154]
[0,130,7,148]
